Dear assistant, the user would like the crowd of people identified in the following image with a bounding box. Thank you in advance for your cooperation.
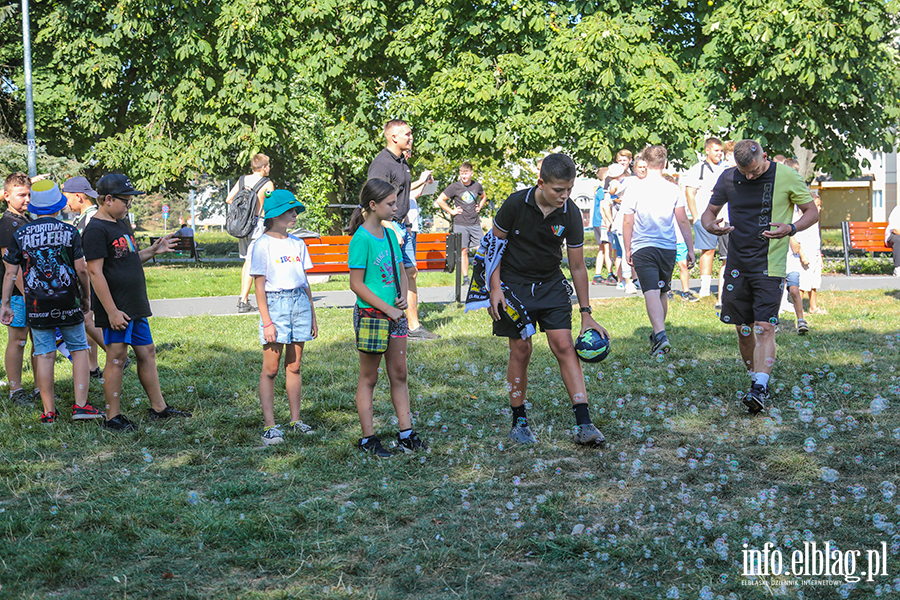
[13,120,900,453]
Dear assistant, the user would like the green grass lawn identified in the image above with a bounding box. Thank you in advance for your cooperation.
[1,290,899,599]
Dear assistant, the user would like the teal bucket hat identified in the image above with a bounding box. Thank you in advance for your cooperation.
[263,189,305,219]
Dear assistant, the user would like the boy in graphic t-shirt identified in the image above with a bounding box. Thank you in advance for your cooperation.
[435,162,487,283]
[0,172,35,407]
[82,174,192,431]
[0,181,103,423]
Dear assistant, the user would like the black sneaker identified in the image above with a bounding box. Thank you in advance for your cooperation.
[90,367,103,380]
[797,319,809,335]
[649,334,671,356]
[358,436,392,458]
[682,291,700,303]
[9,388,33,408]
[743,383,770,414]
[397,431,428,452]
[102,414,138,431]
[237,301,256,314]
[148,405,193,420]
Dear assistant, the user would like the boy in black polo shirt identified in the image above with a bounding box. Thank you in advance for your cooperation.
[488,154,609,446]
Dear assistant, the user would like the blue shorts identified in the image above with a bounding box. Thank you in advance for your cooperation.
[675,242,688,263]
[785,271,800,288]
[396,221,416,268]
[103,317,154,346]
[32,324,89,356]
[261,288,315,345]
[609,231,622,255]
[8,295,26,328]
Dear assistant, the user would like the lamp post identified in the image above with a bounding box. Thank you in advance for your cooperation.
[22,0,37,177]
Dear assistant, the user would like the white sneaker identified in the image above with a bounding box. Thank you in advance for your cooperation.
[262,426,284,446]
[624,282,638,294]
[894,267,900,277]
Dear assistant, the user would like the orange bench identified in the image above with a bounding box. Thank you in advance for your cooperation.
[841,221,891,275]
[303,232,464,302]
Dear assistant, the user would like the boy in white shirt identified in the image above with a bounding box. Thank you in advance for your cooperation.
[622,146,695,356]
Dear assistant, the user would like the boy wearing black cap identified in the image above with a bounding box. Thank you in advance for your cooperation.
[82,174,192,431]
[0,180,103,423]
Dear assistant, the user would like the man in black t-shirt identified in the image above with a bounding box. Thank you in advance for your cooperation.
[0,172,35,408]
[488,154,609,447]
[367,119,437,339]
[436,162,487,284]
[83,173,192,431]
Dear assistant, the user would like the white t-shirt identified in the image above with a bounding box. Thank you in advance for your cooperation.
[683,160,726,217]
[408,197,420,233]
[886,205,900,244]
[249,233,313,292]
[620,175,685,252]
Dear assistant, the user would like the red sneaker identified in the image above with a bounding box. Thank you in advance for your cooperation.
[72,402,105,420]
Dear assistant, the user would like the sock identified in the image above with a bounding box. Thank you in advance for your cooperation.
[398,428,412,440]
[755,373,770,388]
[573,403,591,426]
[749,370,756,382]
[511,405,528,428]
[700,275,712,296]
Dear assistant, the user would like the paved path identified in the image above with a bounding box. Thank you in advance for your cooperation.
[149,275,899,318]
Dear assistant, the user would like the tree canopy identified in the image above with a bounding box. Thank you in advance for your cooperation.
[0,0,897,219]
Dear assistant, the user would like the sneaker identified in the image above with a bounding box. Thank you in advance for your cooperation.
[666,291,673,300]
[894,266,900,277]
[288,420,315,434]
[237,301,256,314]
[605,274,618,286]
[102,414,137,431]
[573,422,605,446]
[89,368,103,380]
[397,431,428,452]
[682,291,700,303]
[743,383,769,414]
[624,282,638,295]
[147,405,193,420]
[462,276,470,286]
[616,282,625,290]
[714,302,722,311]
[797,319,809,335]
[72,402,105,420]
[358,436,392,458]
[408,326,440,340]
[9,388,33,408]
[261,425,284,446]
[508,424,536,444]
[650,335,671,356]
[40,411,58,424]
[592,274,604,285]
[123,357,132,370]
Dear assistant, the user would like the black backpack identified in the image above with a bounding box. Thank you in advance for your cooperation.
[225,175,270,238]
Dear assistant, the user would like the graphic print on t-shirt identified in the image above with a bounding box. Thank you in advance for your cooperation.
[112,234,137,258]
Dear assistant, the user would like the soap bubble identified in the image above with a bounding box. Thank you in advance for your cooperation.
[731,269,739,278]
[188,491,199,505]
[803,438,817,453]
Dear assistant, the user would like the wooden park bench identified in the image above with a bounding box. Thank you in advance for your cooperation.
[149,235,201,264]
[303,231,464,302]
[840,221,891,275]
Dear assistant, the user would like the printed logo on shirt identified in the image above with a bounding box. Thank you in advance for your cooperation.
[551,225,566,237]
[460,190,476,205]
[275,255,305,264]
[112,235,136,259]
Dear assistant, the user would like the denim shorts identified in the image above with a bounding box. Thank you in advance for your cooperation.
[8,295,26,328]
[32,324,89,356]
[396,221,416,268]
[785,271,800,288]
[260,288,315,345]
[103,317,154,346]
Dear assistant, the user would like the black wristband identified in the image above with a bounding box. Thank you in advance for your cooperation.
[789,223,797,236]
[579,306,592,314]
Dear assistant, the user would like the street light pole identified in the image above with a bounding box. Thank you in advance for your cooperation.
[22,0,37,177]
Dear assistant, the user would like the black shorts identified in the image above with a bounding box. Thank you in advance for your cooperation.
[493,277,573,338]
[719,269,784,326]
[632,247,677,294]
[718,233,730,259]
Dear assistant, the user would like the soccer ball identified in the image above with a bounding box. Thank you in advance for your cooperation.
[575,329,611,363]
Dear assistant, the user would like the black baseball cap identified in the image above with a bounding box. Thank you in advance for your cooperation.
[96,174,146,197]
